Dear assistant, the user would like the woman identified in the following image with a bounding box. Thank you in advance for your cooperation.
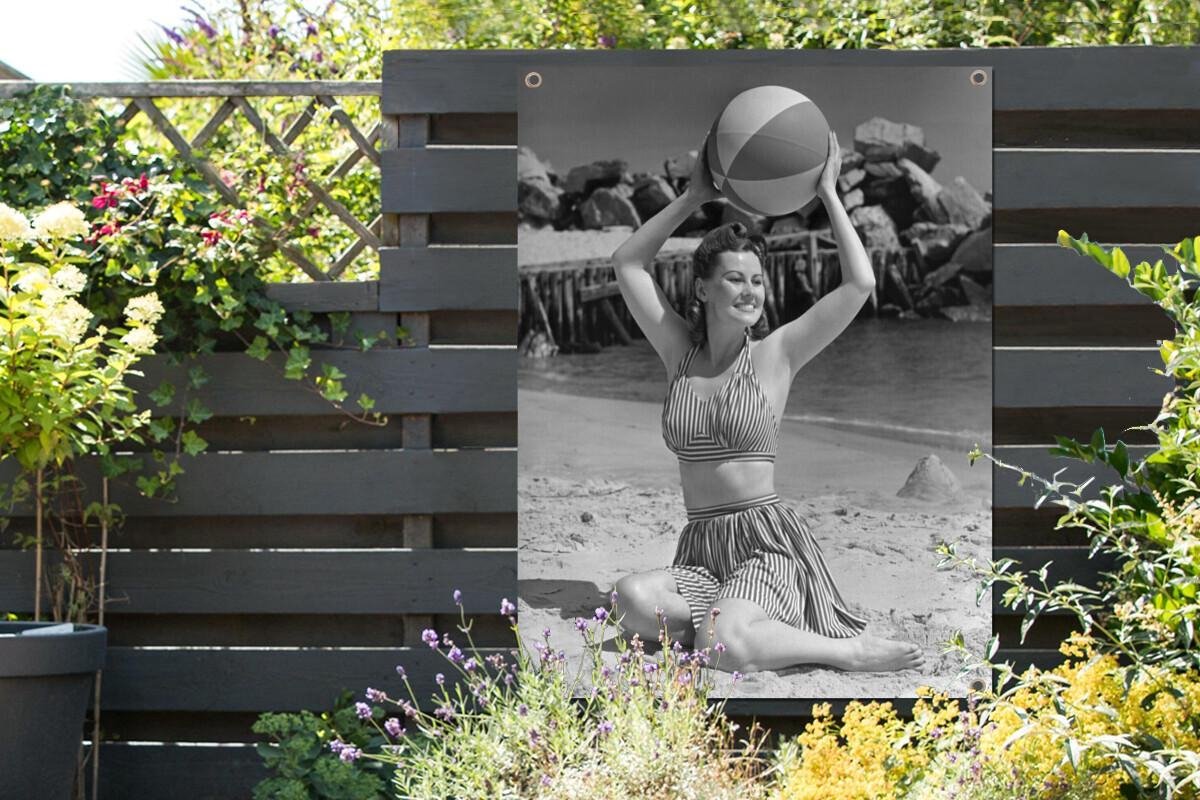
[610,131,924,674]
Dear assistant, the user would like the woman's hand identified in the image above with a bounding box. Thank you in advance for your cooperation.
[817,130,842,203]
[685,137,720,204]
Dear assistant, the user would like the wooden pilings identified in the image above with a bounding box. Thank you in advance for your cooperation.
[518,246,921,350]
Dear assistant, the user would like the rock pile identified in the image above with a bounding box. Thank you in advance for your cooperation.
[519,115,992,321]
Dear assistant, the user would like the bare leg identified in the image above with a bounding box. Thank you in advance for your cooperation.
[700,598,925,674]
[612,569,696,646]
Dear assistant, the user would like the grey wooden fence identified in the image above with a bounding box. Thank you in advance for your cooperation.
[0,45,1192,796]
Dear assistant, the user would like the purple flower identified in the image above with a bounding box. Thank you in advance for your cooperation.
[594,607,608,622]
[518,703,528,716]
[442,633,454,648]
[542,627,551,639]
[434,705,455,721]
[672,640,682,653]
[504,673,515,686]
[529,728,541,745]
[610,589,619,604]
[395,665,406,679]
[328,739,346,754]
[448,646,464,664]
[464,658,478,673]
[401,700,418,718]
[365,687,387,702]
[643,663,658,674]
[710,607,721,618]
[339,746,361,763]
[385,717,405,737]
[268,24,280,38]
[731,670,743,683]
[306,21,318,37]
[678,672,692,685]
[541,774,552,787]
[160,25,185,45]
[714,642,727,654]
[453,589,462,605]
[435,673,445,686]
[192,15,217,39]
[598,719,614,735]
[421,628,438,648]
[597,34,616,48]
[500,597,516,615]
[355,702,372,720]
[574,617,588,633]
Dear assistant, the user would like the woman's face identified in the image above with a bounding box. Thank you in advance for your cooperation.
[698,250,765,328]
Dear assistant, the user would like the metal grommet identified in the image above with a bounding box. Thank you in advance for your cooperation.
[524,71,543,89]
[970,678,986,692]
[969,69,988,87]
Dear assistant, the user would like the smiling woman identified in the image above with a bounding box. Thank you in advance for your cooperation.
[609,128,924,676]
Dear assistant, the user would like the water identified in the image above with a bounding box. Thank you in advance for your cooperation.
[519,318,991,448]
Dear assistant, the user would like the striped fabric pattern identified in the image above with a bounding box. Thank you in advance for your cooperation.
[661,328,779,463]
[665,495,869,639]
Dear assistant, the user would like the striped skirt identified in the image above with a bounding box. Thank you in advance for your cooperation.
[665,493,868,639]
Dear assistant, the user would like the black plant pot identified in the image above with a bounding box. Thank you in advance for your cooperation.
[0,622,106,800]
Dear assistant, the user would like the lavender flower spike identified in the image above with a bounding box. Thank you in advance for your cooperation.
[500,597,516,616]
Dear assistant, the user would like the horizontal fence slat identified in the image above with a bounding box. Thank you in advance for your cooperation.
[995,350,1169,408]
[993,445,1153,510]
[995,109,1200,148]
[995,207,1200,245]
[995,407,1159,446]
[264,280,379,312]
[0,450,515,516]
[381,148,513,213]
[383,48,1200,113]
[100,647,501,711]
[995,306,1173,347]
[994,246,1170,306]
[430,113,517,145]
[130,348,515,416]
[96,743,266,800]
[0,551,515,615]
[995,151,1200,209]
[380,247,517,310]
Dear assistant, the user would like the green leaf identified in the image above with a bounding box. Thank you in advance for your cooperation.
[148,380,176,407]
[246,335,270,361]
[180,429,207,457]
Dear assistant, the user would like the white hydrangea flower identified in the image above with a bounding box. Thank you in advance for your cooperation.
[43,297,92,344]
[768,32,786,48]
[0,203,32,242]
[40,286,69,309]
[120,325,158,352]
[123,293,165,326]
[32,202,89,240]
[13,265,51,294]
[51,264,87,295]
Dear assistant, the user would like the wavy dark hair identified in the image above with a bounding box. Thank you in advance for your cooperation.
[686,221,770,344]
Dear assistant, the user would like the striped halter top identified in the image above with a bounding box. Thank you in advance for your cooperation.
[662,329,779,463]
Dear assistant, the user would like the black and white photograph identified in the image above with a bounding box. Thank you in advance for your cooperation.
[517,65,993,699]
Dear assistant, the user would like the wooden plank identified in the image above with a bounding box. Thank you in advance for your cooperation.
[264,280,379,312]
[430,310,518,345]
[0,550,515,615]
[995,109,1200,148]
[433,412,517,449]
[995,407,1159,446]
[99,647,507,711]
[379,247,517,311]
[0,450,516,516]
[995,151,1200,209]
[96,744,266,800]
[129,348,515,416]
[995,507,1089,548]
[381,149,513,213]
[993,445,1153,510]
[995,207,1200,245]
[430,113,517,145]
[994,350,1170,408]
[431,212,516,244]
[994,245,1170,306]
[995,306,1173,347]
[383,48,1200,113]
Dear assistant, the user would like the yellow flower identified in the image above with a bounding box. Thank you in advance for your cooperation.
[0,203,32,242]
[32,201,88,240]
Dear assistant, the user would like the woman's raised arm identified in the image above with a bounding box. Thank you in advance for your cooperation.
[611,143,720,371]
[770,131,875,379]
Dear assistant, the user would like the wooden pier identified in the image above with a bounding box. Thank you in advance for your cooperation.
[519,232,920,352]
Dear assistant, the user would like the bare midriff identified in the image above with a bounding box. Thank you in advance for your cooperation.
[678,459,776,511]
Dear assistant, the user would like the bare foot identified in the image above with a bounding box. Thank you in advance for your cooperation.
[839,635,924,672]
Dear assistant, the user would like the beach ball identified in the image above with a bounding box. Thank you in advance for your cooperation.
[705,86,830,216]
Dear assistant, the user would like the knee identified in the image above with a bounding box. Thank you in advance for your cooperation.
[701,618,759,673]
[613,574,662,636]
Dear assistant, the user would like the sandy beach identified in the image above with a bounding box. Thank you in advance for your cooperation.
[518,389,992,699]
